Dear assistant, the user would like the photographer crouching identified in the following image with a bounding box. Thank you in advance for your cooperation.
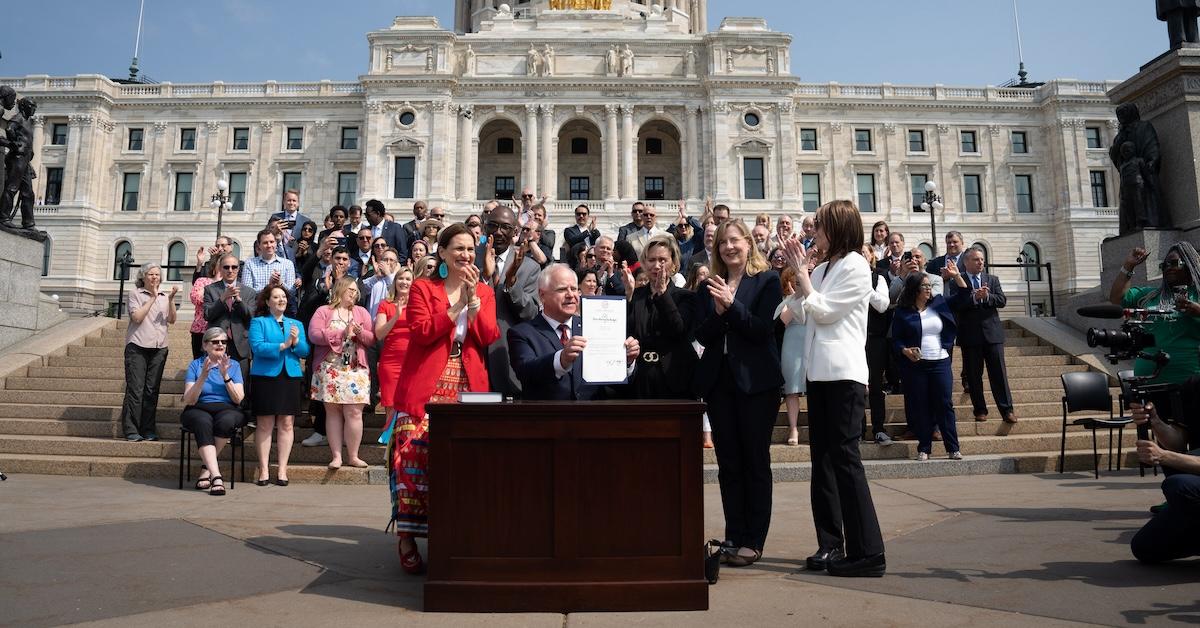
[1129,389,1200,563]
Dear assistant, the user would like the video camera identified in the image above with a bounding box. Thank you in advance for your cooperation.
[1078,303,1178,363]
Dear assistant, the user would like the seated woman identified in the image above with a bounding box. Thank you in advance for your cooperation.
[891,268,969,460]
[181,327,246,496]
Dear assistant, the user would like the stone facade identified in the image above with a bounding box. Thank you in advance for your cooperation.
[3,0,1120,313]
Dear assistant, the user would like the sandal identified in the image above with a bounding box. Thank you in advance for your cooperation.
[194,465,211,490]
[208,476,226,496]
[399,538,425,575]
[726,548,763,567]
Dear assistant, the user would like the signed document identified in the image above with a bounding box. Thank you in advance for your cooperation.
[580,296,628,384]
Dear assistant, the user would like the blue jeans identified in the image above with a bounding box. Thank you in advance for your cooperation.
[901,357,960,455]
[1131,472,1200,563]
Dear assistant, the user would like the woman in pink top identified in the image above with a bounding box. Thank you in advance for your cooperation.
[309,277,376,470]
[189,250,219,359]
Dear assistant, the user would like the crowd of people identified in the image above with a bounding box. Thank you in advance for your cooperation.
[119,187,1039,578]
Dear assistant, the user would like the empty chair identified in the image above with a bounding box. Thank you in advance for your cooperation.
[1059,371,1132,478]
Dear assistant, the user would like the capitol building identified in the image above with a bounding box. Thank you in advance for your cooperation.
[6,0,1120,313]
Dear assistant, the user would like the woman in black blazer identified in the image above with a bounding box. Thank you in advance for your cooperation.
[693,219,783,567]
[627,235,697,399]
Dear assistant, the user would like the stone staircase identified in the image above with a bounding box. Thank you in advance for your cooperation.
[0,319,1138,484]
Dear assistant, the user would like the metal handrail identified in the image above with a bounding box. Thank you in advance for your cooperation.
[984,261,1054,317]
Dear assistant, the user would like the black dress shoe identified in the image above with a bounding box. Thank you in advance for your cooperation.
[804,547,845,571]
[828,553,886,577]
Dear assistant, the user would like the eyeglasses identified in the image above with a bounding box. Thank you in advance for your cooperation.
[1161,260,1186,270]
[373,242,388,248]
[485,221,515,232]
[208,339,227,345]
[221,264,239,270]
[575,213,588,218]
[357,236,372,241]
[919,284,932,290]
[522,194,534,199]
[585,253,596,259]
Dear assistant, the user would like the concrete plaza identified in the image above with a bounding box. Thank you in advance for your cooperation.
[0,471,1196,627]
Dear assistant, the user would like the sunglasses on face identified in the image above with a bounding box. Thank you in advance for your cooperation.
[221,265,239,270]
[209,339,227,345]
[586,253,596,259]
[373,242,388,248]
[485,221,514,232]
[357,236,372,241]
[1161,260,1186,270]
[920,284,932,290]
[522,194,534,199]
[575,213,587,217]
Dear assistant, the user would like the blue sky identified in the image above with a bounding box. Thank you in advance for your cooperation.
[1,1,1163,85]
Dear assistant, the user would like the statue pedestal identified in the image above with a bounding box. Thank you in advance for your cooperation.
[1110,48,1200,230]
[0,229,66,352]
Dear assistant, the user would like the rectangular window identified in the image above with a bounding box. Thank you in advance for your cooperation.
[569,177,590,200]
[854,129,872,152]
[337,172,358,207]
[801,173,821,212]
[963,174,983,213]
[571,137,588,154]
[1090,171,1109,207]
[395,158,416,198]
[232,127,250,150]
[800,128,818,151]
[44,168,63,205]
[961,130,978,153]
[743,158,765,200]
[645,137,663,155]
[282,172,302,201]
[228,172,247,211]
[121,172,140,211]
[1085,127,1103,149]
[497,137,514,154]
[494,176,515,200]
[127,128,144,151]
[910,174,929,211]
[340,126,359,150]
[51,123,68,145]
[1014,174,1034,213]
[1011,130,1028,154]
[179,128,196,150]
[644,177,665,200]
[908,129,925,152]
[856,174,876,212]
[287,126,304,150]
[174,173,193,211]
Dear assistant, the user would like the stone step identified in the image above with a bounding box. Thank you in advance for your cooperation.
[775,415,1131,443]
[2,376,187,394]
[87,335,194,348]
[0,434,391,466]
[0,453,374,485]
[0,418,118,438]
[0,390,183,407]
[47,355,194,369]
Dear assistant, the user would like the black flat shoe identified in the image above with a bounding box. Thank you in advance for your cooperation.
[254,478,270,487]
[274,479,289,487]
[805,547,845,571]
[828,552,886,577]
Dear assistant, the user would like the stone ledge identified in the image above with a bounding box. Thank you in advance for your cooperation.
[0,317,116,381]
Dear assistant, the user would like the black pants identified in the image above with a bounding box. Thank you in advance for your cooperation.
[181,402,243,447]
[1131,472,1200,563]
[865,335,889,436]
[901,358,960,455]
[707,359,778,552]
[190,332,203,360]
[807,379,885,558]
[120,343,168,438]
[961,343,1013,417]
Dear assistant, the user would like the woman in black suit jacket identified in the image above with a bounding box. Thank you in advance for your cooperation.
[693,219,783,567]
[627,234,697,399]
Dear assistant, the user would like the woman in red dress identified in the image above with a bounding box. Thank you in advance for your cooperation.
[374,266,415,427]
[387,222,500,574]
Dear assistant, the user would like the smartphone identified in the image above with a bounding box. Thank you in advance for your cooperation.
[902,251,913,262]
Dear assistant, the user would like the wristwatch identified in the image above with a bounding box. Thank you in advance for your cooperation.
[1121,266,1135,278]
[224,377,233,383]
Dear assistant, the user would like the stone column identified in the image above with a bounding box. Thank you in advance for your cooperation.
[458,105,474,200]
[30,116,45,189]
[541,104,555,199]
[428,101,447,200]
[621,105,635,200]
[605,104,619,199]
[524,103,539,193]
[255,121,275,210]
[685,106,700,199]
[200,121,221,205]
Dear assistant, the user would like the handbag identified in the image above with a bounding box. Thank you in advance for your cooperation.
[705,539,730,584]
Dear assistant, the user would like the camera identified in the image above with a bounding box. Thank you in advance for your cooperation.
[1082,306,1177,363]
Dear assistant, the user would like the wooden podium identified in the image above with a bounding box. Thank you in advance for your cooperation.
[423,400,708,613]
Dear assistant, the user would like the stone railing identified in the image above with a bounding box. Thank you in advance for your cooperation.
[794,79,1120,105]
[4,75,365,100]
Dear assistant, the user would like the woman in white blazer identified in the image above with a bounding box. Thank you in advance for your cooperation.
[781,200,886,578]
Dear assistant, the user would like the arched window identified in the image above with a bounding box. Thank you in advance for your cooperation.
[971,241,989,267]
[1022,242,1042,281]
[167,241,187,281]
[113,241,133,281]
[917,242,933,261]
[41,238,51,277]
[231,241,242,260]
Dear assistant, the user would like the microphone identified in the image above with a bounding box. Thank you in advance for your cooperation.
[1076,303,1125,319]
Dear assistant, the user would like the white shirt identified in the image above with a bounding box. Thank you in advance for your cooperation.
[918,307,949,360]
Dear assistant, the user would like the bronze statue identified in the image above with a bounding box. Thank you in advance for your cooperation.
[0,97,39,232]
[1109,103,1164,234]
[1158,0,1200,49]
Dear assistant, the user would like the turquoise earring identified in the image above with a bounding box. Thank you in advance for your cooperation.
[438,261,449,279]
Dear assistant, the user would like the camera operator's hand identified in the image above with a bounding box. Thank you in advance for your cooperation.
[1129,401,1157,427]
[1137,438,1167,466]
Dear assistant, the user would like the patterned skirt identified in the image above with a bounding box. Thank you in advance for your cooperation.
[310,352,370,405]
[386,356,470,538]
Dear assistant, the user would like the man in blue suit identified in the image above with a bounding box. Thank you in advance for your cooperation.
[267,189,313,257]
[947,247,1016,424]
[508,263,639,401]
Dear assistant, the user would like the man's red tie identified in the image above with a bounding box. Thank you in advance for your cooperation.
[558,323,569,348]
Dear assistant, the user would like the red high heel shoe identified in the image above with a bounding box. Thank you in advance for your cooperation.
[398,538,425,575]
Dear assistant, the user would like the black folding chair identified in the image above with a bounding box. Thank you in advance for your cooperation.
[178,409,248,490]
[1059,372,1132,478]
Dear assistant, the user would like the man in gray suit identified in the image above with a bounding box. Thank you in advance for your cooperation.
[477,205,541,396]
[203,253,258,399]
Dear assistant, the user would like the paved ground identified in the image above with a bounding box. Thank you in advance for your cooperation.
[0,470,1196,627]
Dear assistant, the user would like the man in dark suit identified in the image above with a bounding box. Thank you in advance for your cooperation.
[267,189,313,256]
[401,200,429,248]
[925,230,968,277]
[616,202,645,243]
[362,199,409,264]
[875,232,906,279]
[508,263,639,400]
[202,253,258,401]
[478,205,542,396]
[563,204,600,261]
[948,247,1016,424]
